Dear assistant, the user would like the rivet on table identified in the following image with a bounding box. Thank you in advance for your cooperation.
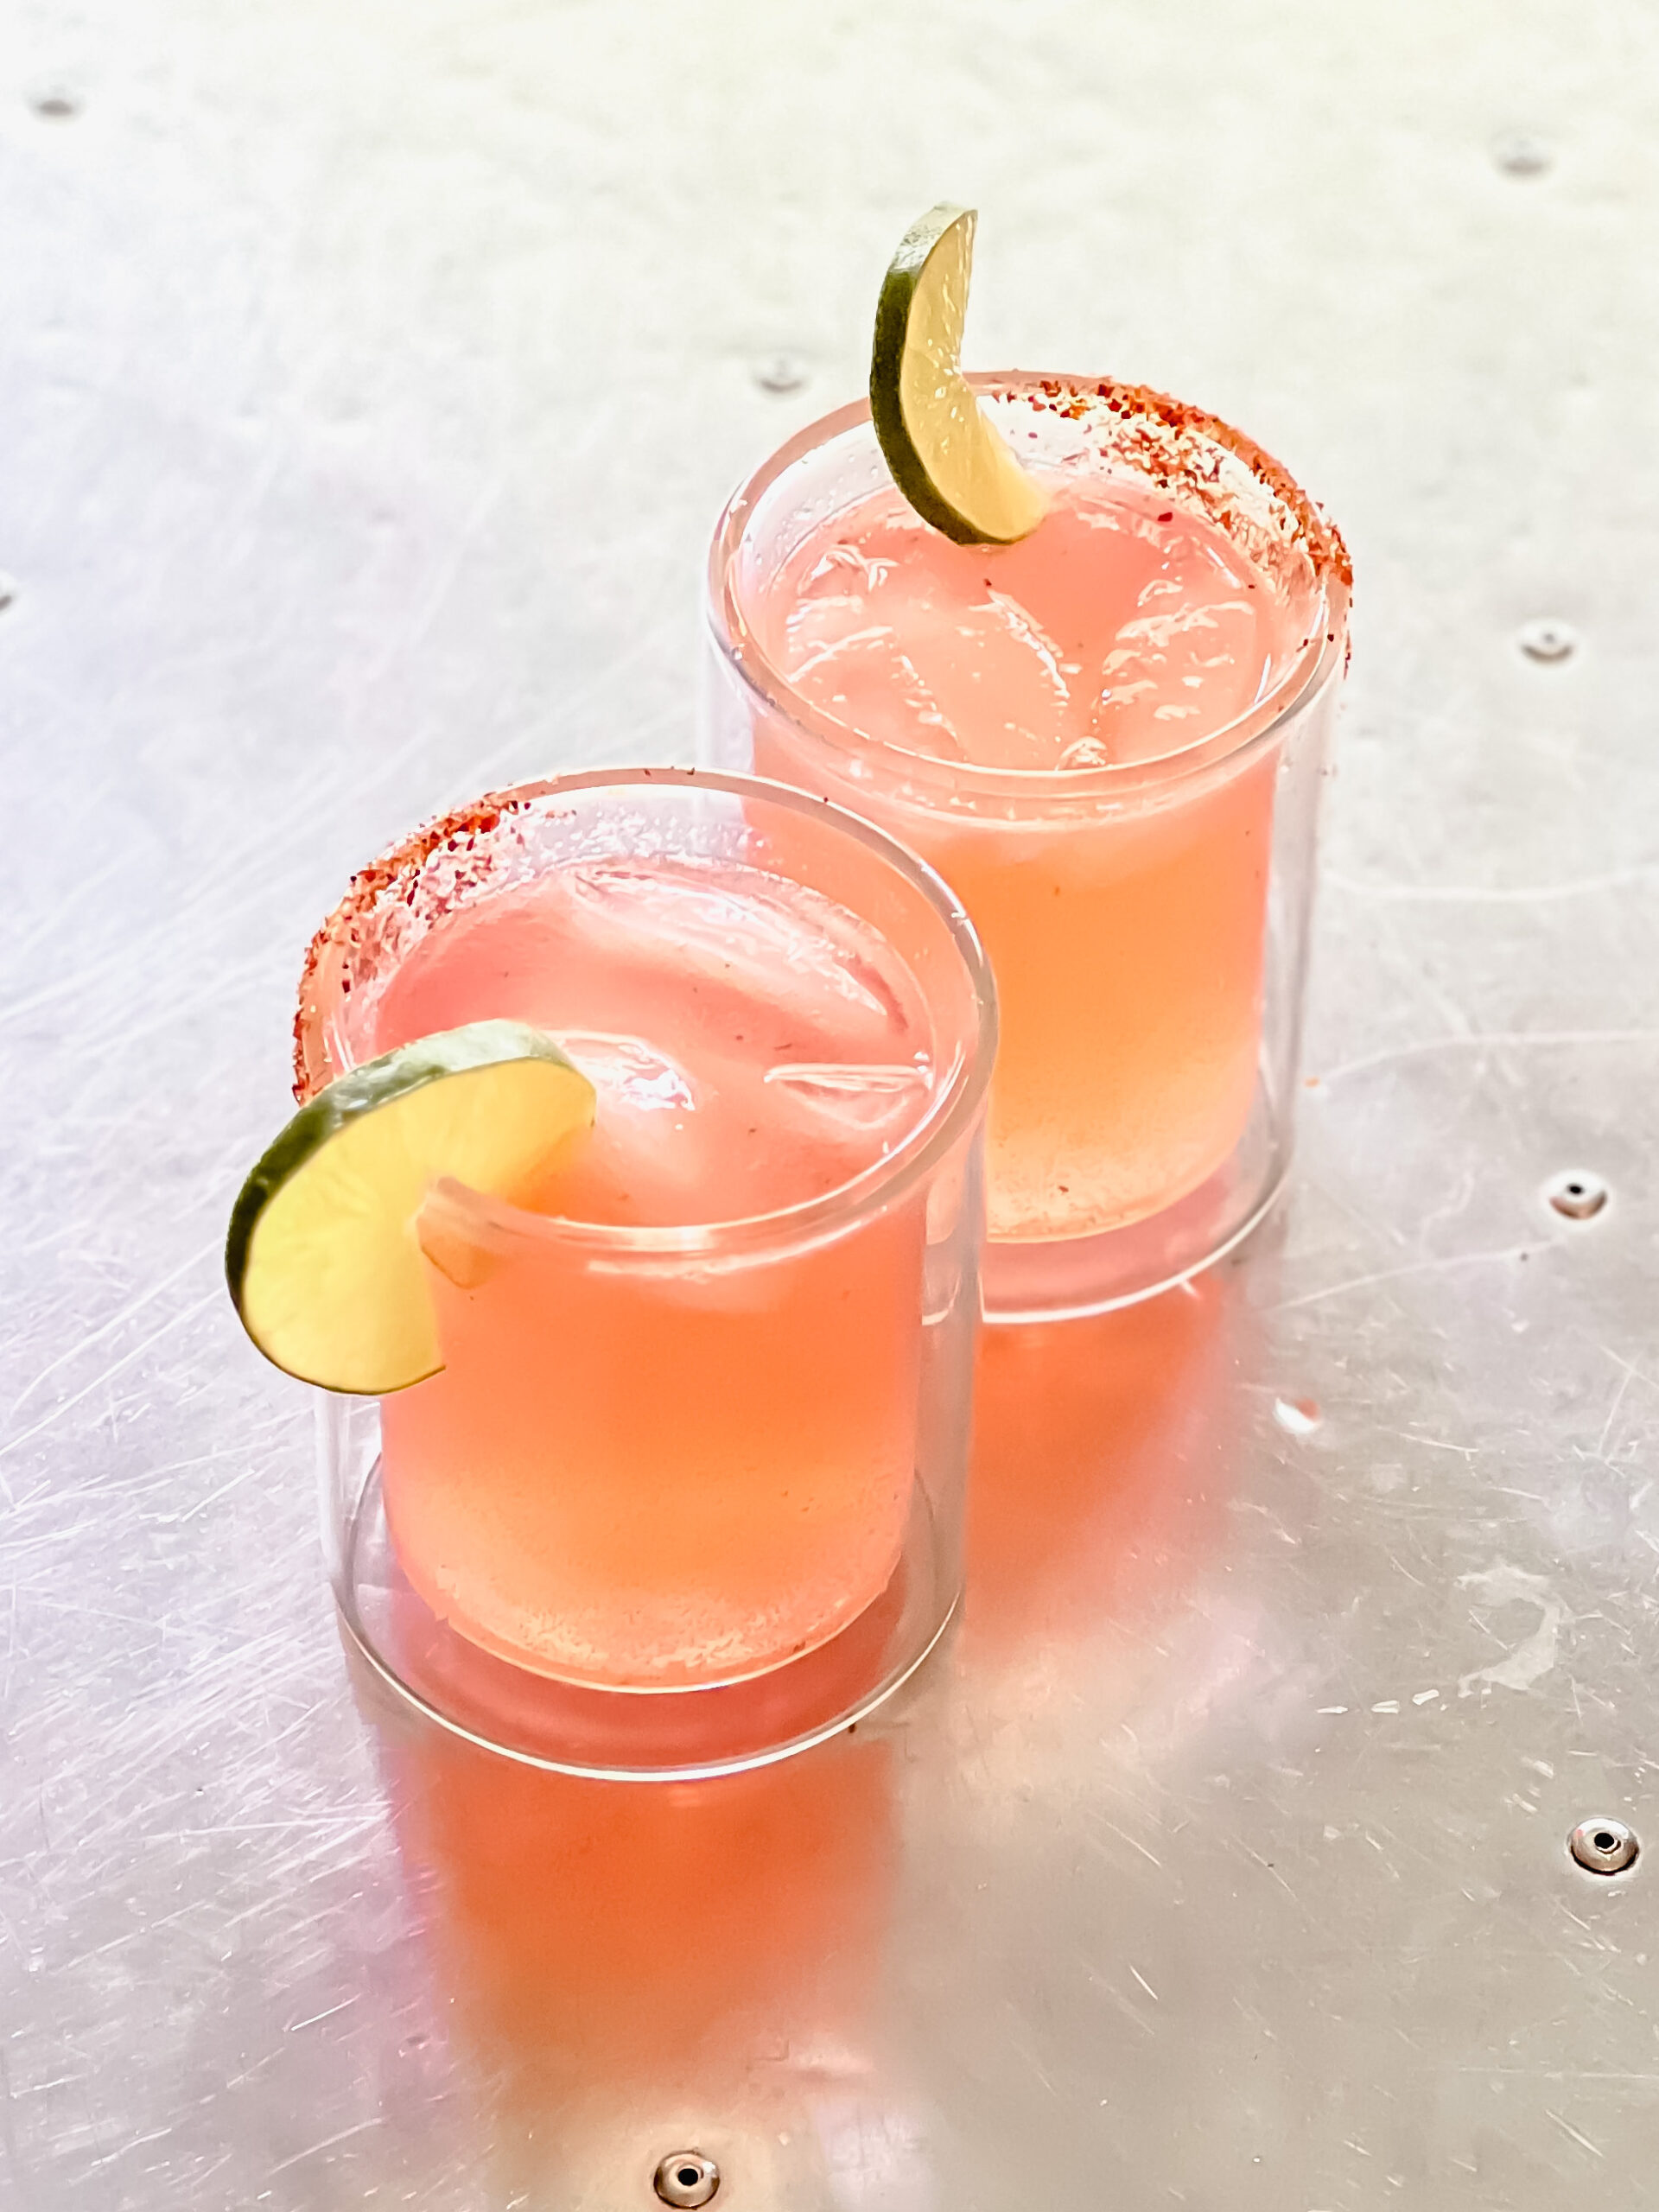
[753,351,808,394]
[1517,618,1577,663]
[654,2150,721,2206]
[1546,1171,1608,1221]
[1492,130,1553,176]
[1569,1818,1639,1876]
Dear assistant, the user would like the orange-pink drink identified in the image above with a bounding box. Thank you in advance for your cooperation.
[759,466,1290,1237]
[296,775,993,1694]
[708,376,1350,1314]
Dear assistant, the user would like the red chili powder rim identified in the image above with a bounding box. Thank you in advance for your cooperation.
[711,368,1353,794]
[995,373,1351,601]
[292,788,540,1102]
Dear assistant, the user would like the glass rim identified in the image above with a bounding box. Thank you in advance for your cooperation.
[295,766,998,1259]
[705,368,1353,802]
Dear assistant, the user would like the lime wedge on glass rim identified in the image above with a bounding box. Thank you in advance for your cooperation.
[226,1020,595,1395]
[870,202,1047,548]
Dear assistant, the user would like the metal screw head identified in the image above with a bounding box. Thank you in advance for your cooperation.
[1546,1170,1608,1221]
[1517,618,1577,664]
[1492,130,1553,177]
[654,2151,720,2207]
[753,351,808,394]
[1570,1818,1639,1876]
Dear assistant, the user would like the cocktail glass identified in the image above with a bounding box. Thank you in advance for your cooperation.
[299,770,995,1777]
[704,374,1350,1319]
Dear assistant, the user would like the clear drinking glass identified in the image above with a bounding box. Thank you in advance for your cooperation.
[702,373,1351,1320]
[298,770,995,1777]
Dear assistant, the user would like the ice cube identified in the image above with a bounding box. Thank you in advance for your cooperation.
[561,859,918,1058]
[763,1060,933,1146]
[536,1029,715,1227]
[783,626,967,762]
[780,543,1076,770]
[555,1030,696,1116]
[1058,735,1113,772]
[1089,588,1265,762]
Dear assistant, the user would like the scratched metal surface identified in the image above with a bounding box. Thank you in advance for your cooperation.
[3,1,1658,2202]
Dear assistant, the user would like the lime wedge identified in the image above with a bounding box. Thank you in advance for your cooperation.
[870,203,1047,547]
[226,1020,594,1394]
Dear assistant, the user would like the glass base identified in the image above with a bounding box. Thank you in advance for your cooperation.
[982,1099,1288,1324]
[334,1462,955,1781]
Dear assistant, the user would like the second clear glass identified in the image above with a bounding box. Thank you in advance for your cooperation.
[702,373,1351,1320]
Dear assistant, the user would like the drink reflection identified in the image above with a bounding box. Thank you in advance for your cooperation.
[346,1268,1254,2205]
[892,1274,1269,2206]
[355,1663,902,2206]
[962,1269,1250,1707]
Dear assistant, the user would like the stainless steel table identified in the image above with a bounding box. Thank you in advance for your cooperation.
[4,3,1657,2202]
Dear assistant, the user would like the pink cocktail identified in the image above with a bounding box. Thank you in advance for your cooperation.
[706,375,1351,1319]
[300,772,994,1773]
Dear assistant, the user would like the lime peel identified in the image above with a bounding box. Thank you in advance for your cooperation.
[870,203,1048,548]
[226,1020,594,1395]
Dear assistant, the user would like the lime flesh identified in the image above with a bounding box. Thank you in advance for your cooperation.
[226,1020,595,1395]
[870,203,1047,548]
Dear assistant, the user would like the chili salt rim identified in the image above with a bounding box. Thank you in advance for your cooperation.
[289,767,998,1258]
[1006,374,1351,599]
[708,369,1351,800]
[293,789,541,1103]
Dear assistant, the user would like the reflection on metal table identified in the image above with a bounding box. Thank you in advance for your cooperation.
[3,2,1657,2203]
